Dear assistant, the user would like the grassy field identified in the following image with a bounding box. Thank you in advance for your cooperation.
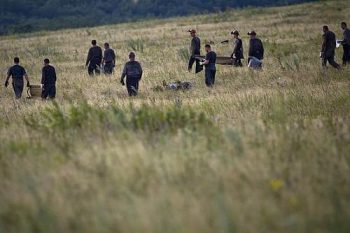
[0,1,350,233]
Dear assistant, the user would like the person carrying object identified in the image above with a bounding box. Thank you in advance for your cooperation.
[200,44,217,87]
[5,57,30,99]
[247,31,264,69]
[321,25,340,69]
[41,58,57,100]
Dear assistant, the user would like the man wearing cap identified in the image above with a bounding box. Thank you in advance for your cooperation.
[201,44,217,87]
[120,52,143,96]
[86,40,103,76]
[340,22,350,65]
[231,30,244,67]
[103,42,116,74]
[321,25,340,69]
[188,29,203,73]
[41,58,57,100]
[248,31,264,68]
[5,57,30,99]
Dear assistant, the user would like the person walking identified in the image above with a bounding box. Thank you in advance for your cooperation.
[247,31,264,69]
[188,29,203,73]
[201,44,217,87]
[120,52,143,96]
[321,25,340,69]
[86,40,103,76]
[231,30,244,67]
[103,42,116,74]
[5,57,30,99]
[41,58,57,100]
[340,22,350,65]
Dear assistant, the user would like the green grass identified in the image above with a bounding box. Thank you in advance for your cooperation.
[0,1,350,233]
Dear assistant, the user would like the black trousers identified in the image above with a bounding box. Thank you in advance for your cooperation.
[322,55,340,69]
[12,78,24,99]
[104,62,114,74]
[343,44,350,65]
[88,63,101,76]
[42,85,56,99]
[126,76,140,96]
[233,58,243,67]
[188,55,203,73]
[205,69,216,87]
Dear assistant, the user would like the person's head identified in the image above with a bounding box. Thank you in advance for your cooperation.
[248,31,257,39]
[14,57,20,64]
[189,29,196,37]
[341,22,347,30]
[129,52,136,61]
[231,30,239,39]
[44,58,50,66]
[205,44,211,53]
[92,40,97,46]
[323,25,329,33]
[104,42,109,49]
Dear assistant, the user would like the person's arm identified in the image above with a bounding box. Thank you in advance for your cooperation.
[53,67,57,83]
[232,40,238,58]
[102,50,106,64]
[5,67,12,87]
[112,50,116,66]
[24,73,30,87]
[5,69,11,87]
[321,34,326,53]
[120,65,127,85]
[341,30,350,45]
[190,39,195,56]
[98,48,103,65]
[138,63,143,80]
[86,49,92,66]
[202,54,210,65]
[41,68,45,85]
[248,40,253,57]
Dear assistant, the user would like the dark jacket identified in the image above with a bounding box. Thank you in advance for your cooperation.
[190,36,201,55]
[104,48,116,63]
[121,61,143,80]
[8,64,26,79]
[41,65,57,86]
[322,31,337,57]
[249,38,264,60]
[341,28,350,46]
[232,38,244,59]
[86,46,103,66]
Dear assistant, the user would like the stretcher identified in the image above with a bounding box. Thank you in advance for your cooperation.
[27,85,42,98]
[195,56,234,65]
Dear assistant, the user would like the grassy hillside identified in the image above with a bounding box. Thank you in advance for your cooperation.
[0,1,350,233]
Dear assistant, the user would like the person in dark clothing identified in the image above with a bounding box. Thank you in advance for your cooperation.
[340,22,350,65]
[248,31,264,68]
[41,58,57,99]
[5,57,30,99]
[86,40,103,76]
[103,43,116,74]
[120,52,143,96]
[321,25,340,69]
[231,30,244,67]
[188,29,203,74]
[201,44,217,87]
